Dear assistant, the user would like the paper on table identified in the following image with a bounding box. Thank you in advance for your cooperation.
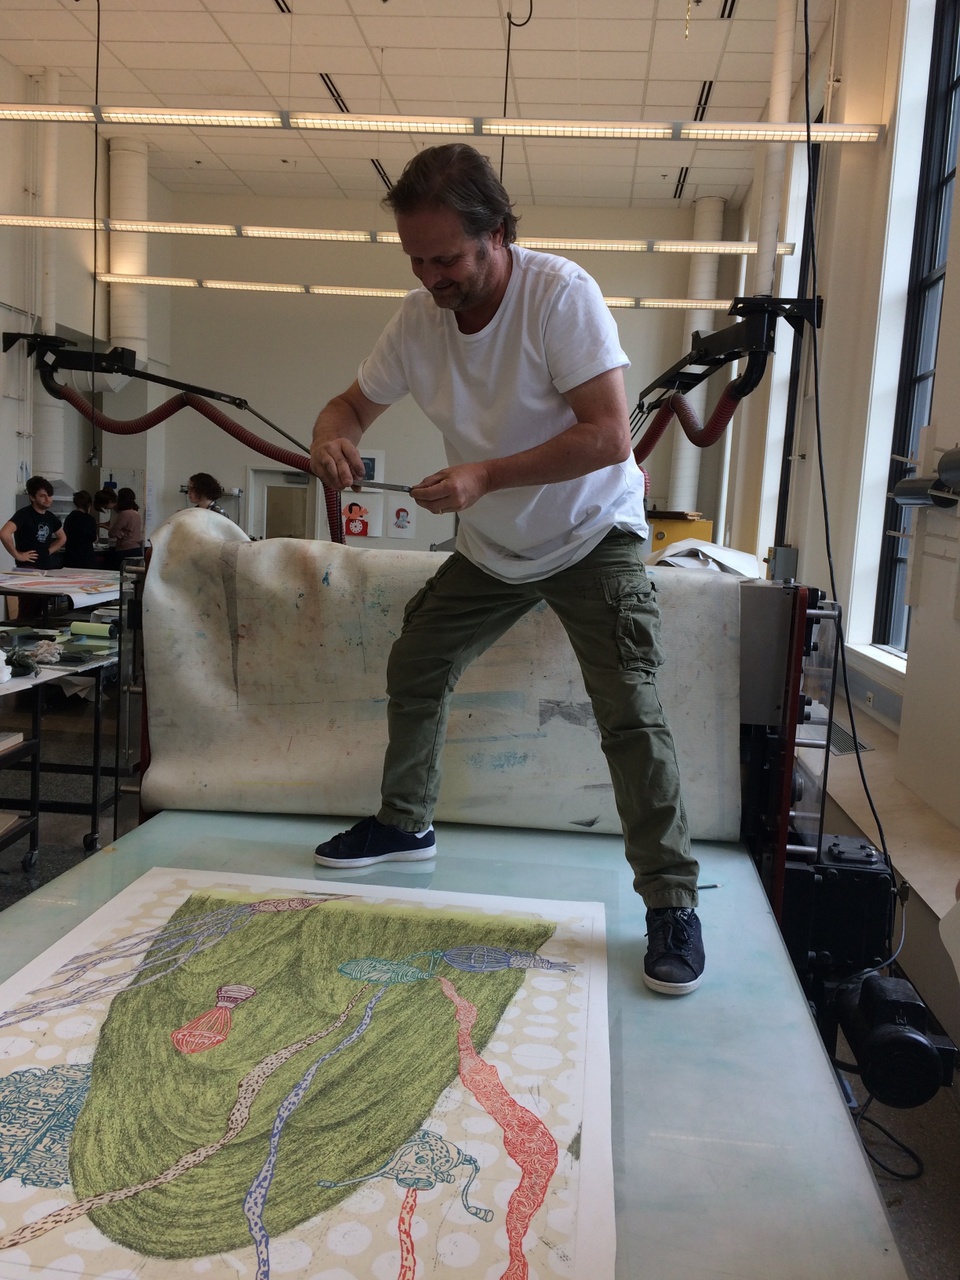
[646,537,763,578]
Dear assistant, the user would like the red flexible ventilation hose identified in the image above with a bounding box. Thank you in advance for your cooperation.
[633,381,744,466]
[49,381,345,543]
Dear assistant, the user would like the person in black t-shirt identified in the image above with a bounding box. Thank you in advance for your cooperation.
[0,476,66,569]
[0,476,66,617]
[62,490,99,569]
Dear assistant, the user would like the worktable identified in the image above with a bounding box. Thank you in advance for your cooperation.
[0,809,909,1280]
[0,567,120,612]
[0,653,120,872]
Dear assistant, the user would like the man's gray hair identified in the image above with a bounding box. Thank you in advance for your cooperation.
[383,143,518,244]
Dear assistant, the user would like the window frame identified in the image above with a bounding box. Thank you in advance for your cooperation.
[874,0,960,651]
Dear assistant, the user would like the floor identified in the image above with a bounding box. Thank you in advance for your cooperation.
[0,689,959,1278]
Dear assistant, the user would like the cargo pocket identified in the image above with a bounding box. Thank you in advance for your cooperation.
[601,571,665,672]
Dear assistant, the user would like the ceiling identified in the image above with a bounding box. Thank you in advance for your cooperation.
[0,0,835,211]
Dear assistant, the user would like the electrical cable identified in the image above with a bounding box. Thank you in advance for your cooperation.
[799,0,891,872]
[851,1095,925,1181]
[499,1,533,181]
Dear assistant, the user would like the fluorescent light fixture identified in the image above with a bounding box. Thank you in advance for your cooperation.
[0,104,96,122]
[98,273,200,287]
[606,297,734,310]
[103,107,284,128]
[519,237,656,253]
[0,214,100,230]
[110,219,237,236]
[4,214,793,256]
[202,279,307,292]
[652,240,795,255]
[483,119,673,139]
[680,121,883,142]
[309,285,410,298]
[0,104,884,144]
[240,226,402,243]
[519,236,794,255]
[291,111,474,134]
[241,225,370,242]
[98,271,733,308]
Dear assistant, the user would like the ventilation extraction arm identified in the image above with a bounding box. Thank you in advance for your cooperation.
[630,295,821,464]
[2,332,345,543]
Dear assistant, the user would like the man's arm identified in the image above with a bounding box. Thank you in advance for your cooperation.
[0,517,33,564]
[50,526,66,555]
[411,366,631,514]
[310,379,390,490]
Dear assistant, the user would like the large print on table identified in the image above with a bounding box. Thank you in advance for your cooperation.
[0,869,611,1279]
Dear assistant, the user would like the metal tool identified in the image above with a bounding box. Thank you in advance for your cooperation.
[353,480,412,492]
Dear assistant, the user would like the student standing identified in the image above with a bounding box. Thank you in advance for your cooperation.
[0,476,67,617]
[0,476,66,569]
[109,489,143,568]
[62,490,99,569]
[187,472,229,517]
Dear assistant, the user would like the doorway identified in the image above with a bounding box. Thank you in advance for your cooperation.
[246,468,319,540]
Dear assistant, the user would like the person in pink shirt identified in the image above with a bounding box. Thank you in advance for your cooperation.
[109,488,143,567]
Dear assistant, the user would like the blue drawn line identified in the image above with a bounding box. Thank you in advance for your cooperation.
[242,986,388,1279]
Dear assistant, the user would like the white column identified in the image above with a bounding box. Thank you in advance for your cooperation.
[108,135,149,365]
[33,67,65,482]
[667,196,725,511]
[103,136,153,516]
[751,0,796,296]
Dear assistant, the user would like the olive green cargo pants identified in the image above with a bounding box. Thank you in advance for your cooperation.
[377,529,699,909]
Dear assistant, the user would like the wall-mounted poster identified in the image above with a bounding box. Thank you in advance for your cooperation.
[343,494,384,539]
[358,451,384,484]
[386,499,416,540]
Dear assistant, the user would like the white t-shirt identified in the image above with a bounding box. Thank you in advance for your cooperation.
[358,244,648,582]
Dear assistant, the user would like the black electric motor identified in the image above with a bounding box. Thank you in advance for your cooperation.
[835,973,956,1109]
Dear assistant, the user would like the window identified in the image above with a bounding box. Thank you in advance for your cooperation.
[874,0,960,652]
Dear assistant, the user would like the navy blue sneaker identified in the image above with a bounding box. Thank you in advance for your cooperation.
[643,907,704,995]
[314,816,436,868]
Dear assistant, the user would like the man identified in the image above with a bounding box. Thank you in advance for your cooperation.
[1,476,66,568]
[310,144,704,996]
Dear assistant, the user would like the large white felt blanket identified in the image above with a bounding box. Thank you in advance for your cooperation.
[141,509,741,839]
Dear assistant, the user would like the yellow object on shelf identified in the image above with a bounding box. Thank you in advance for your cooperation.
[647,512,714,553]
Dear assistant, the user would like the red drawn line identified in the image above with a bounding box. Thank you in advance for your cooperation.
[438,976,558,1280]
[397,1185,417,1280]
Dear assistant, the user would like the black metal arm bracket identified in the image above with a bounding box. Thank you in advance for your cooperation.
[2,331,306,452]
[635,295,822,413]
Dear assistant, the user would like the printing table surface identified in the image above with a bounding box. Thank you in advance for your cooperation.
[0,810,908,1280]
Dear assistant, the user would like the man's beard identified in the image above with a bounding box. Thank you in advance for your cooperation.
[429,240,490,311]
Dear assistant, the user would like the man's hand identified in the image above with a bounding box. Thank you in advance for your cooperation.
[310,437,367,491]
[411,462,492,515]
[310,380,389,490]
[17,550,38,564]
